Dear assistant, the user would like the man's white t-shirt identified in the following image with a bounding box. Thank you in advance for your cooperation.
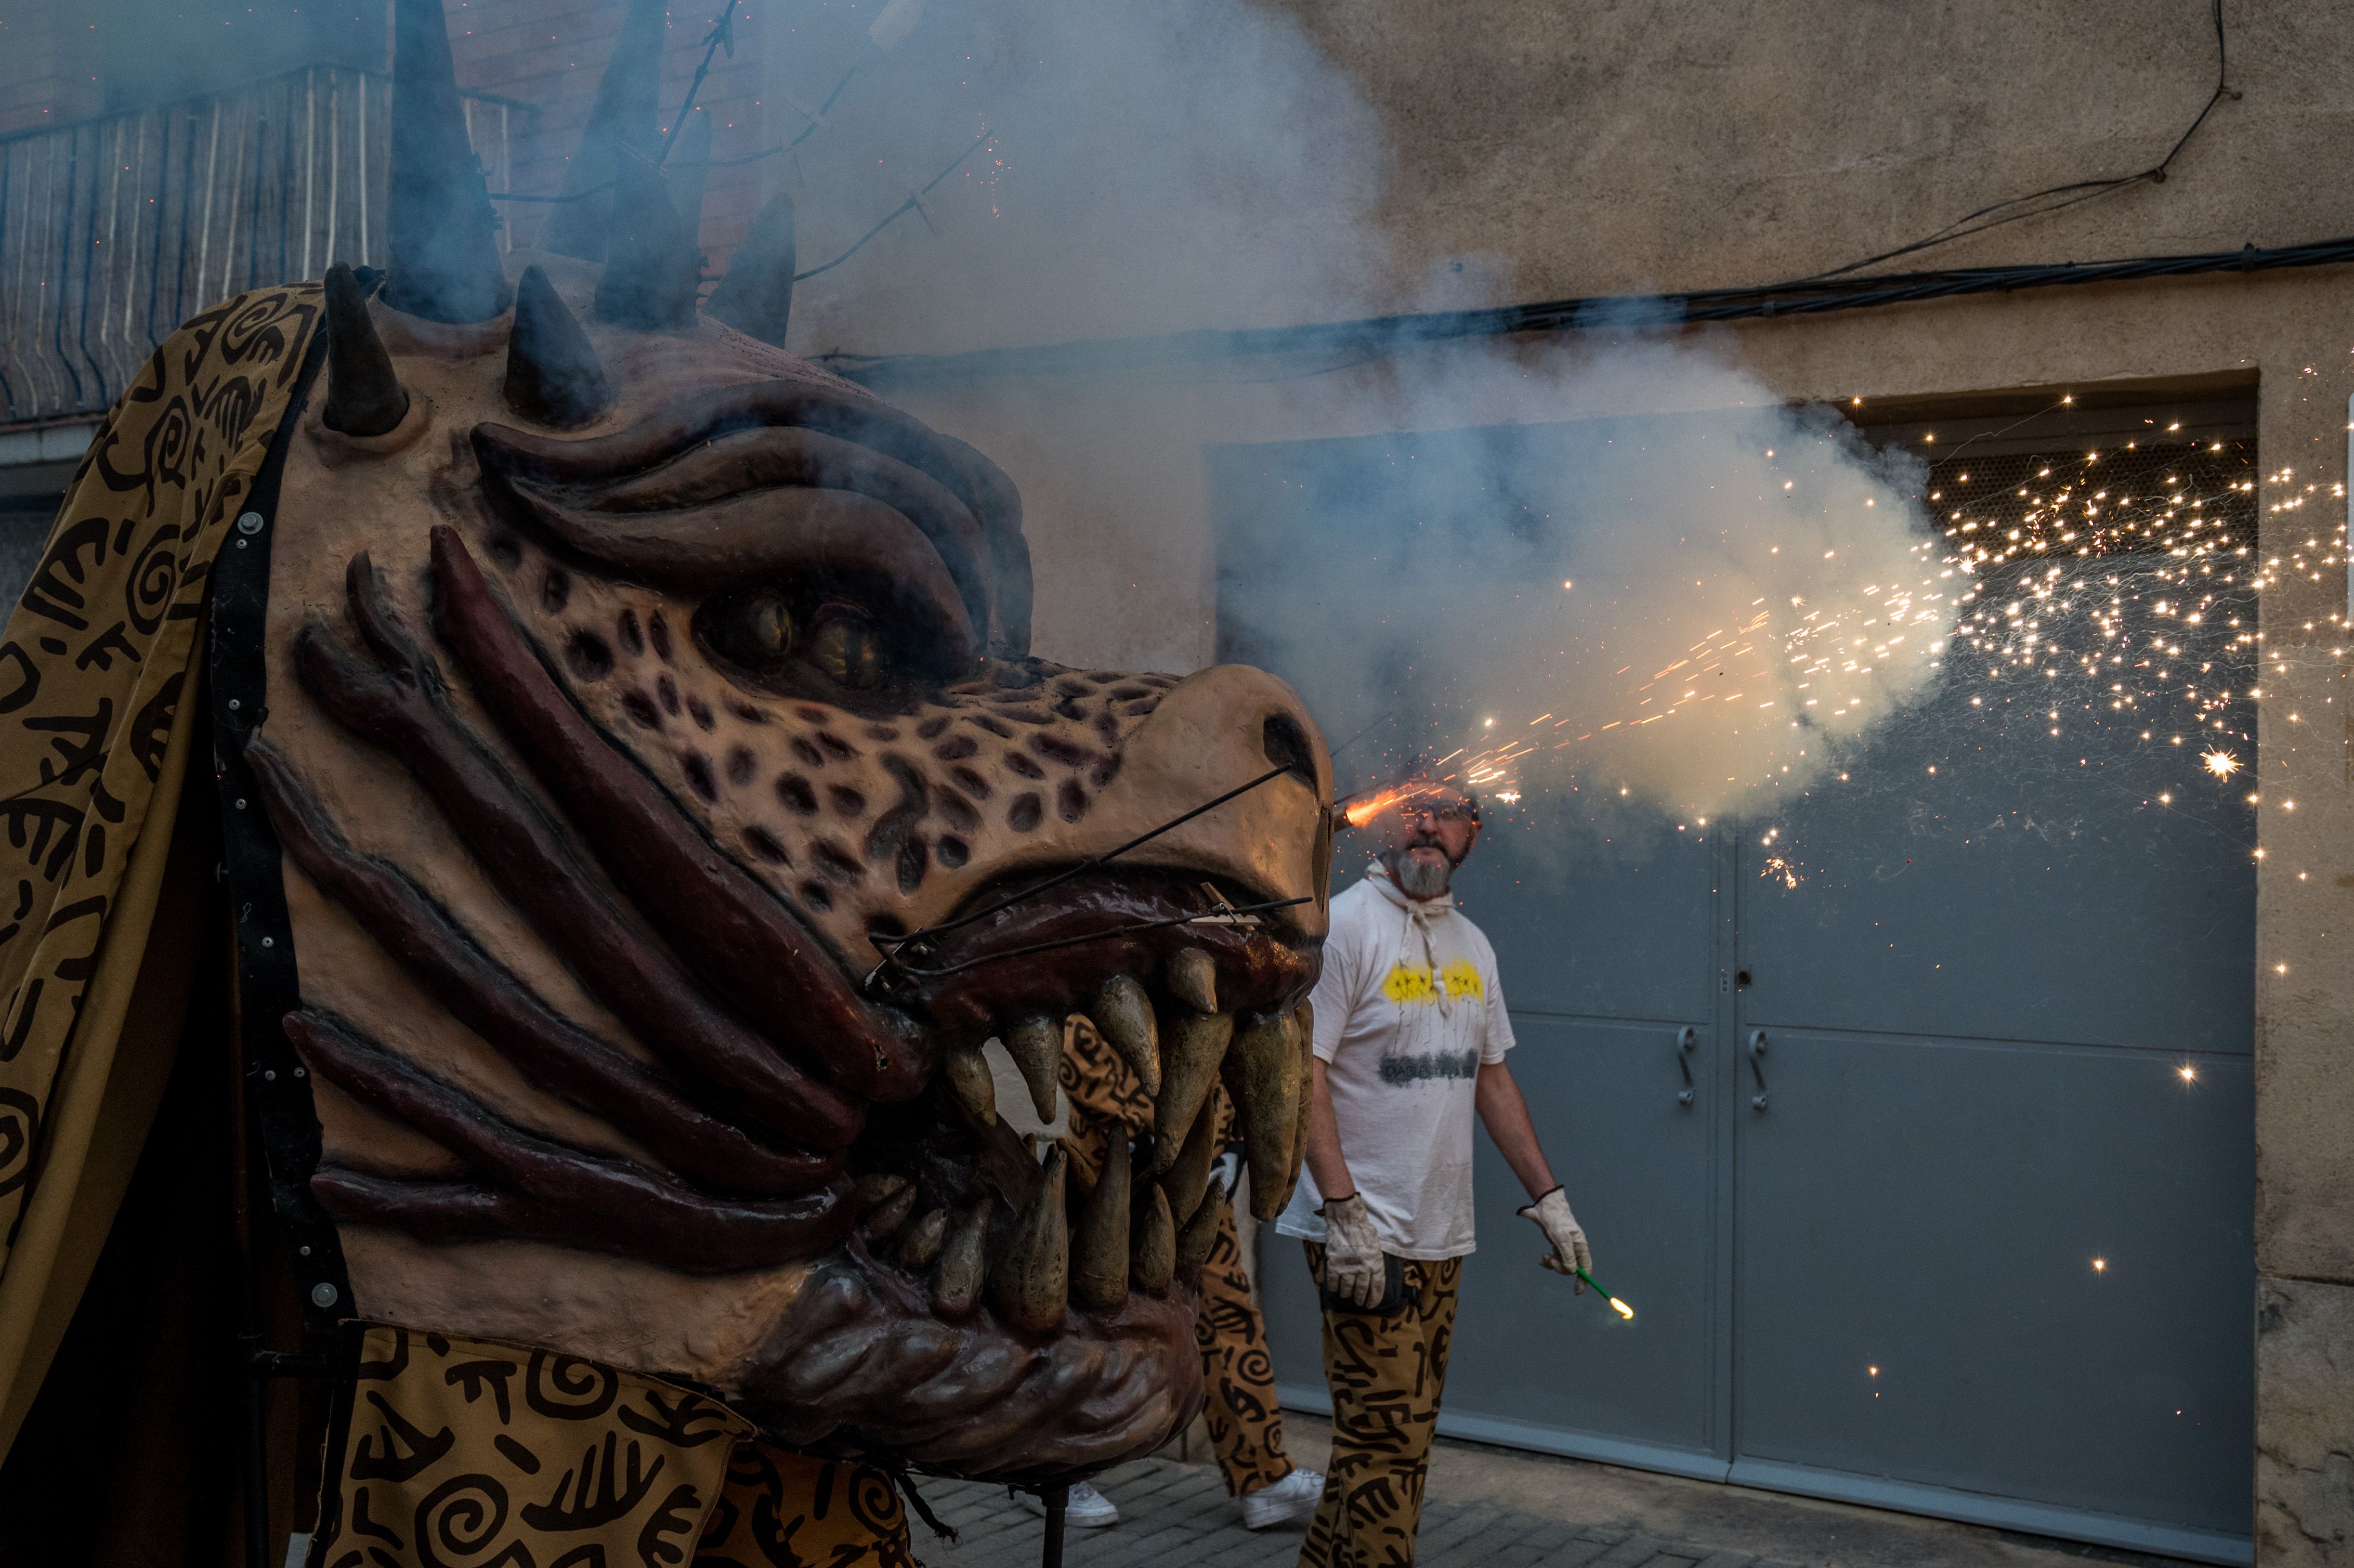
[1274,862,1514,1260]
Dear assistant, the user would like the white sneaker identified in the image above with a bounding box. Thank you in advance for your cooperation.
[1238,1467,1324,1530]
[1013,1481,1120,1528]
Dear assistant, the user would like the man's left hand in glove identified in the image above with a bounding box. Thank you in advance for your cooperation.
[1516,1186,1592,1291]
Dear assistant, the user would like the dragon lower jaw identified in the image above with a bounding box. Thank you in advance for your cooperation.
[338,1223,1204,1481]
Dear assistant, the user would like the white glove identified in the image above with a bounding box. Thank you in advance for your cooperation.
[1518,1186,1592,1291]
[1318,1193,1385,1309]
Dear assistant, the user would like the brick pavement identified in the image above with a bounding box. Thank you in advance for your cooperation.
[905,1458,1804,1568]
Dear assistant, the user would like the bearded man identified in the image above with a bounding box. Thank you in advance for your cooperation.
[1276,770,1594,1567]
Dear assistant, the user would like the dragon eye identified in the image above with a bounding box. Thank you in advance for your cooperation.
[744,594,794,659]
[705,589,796,669]
[809,608,883,690]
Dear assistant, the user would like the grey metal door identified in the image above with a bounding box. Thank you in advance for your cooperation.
[1213,408,2255,1563]
[1724,432,2257,1557]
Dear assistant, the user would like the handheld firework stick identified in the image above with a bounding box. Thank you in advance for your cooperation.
[1574,1265,1637,1321]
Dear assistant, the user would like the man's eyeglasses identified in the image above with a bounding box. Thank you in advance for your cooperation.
[1401,801,1478,826]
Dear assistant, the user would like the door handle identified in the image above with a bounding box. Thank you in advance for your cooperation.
[1747,1028,1769,1110]
[1675,1026,1696,1107]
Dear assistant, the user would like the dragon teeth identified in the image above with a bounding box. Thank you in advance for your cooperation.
[932,1195,993,1317]
[1165,948,1218,1015]
[1279,1000,1314,1212]
[1130,1183,1175,1295]
[1225,1010,1299,1222]
[1003,1015,1063,1123]
[1173,1182,1225,1272]
[897,1206,950,1269]
[943,1044,997,1128]
[1092,974,1161,1095]
[1151,1010,1234,1173]
[862,1179,918,1243]
[1070,1126,1132,1311]
[1158,1091,1221,1224]
[988,1145,1070,1331]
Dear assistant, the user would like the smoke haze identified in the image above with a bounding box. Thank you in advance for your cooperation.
[769,0,1953,817]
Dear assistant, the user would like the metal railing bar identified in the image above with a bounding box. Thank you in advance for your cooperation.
[0,148,17,419]
[0,64,534,150]
[54,129,86,408]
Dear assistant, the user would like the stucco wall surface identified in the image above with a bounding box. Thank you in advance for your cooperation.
[1279,0,2354,300]
[2256,1277,2354,1565]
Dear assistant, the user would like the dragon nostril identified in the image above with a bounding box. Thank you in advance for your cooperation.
[1262,714,1314,781]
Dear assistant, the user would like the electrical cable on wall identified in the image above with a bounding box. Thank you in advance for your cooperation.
[821,234,2354,388]
[1800,0,2233,282]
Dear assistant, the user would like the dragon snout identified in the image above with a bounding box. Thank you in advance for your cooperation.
[1110,663,1333,932]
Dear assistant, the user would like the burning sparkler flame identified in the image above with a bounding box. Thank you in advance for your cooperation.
[1338,781,1453,828]
[2202,749,2240,778]
[1609,1297,1636,1321]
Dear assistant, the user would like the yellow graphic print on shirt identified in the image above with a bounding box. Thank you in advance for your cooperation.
[1380,962,1484,1005]
[1441,960,1484,1001]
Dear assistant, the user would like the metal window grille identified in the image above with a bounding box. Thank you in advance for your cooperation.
[0,66,519,426]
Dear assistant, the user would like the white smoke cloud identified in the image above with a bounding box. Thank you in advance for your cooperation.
[780,0,1954,818]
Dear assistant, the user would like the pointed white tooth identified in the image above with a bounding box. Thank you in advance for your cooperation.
[1166,948,1217,1015]
[1093,975,1161,1095]
[1004,1015,1063,1123]
[944,1045,997,1127]
[1151,1011,1234,1172]
[1070,1126,1132,1311]
[988,1146,1070,1331]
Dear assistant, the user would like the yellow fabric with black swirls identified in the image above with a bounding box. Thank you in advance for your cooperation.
[313,1324,756,1568]
[1192,1201,1295,1497]
[1299,1243,1463,1568]
[691,1441,914,1568]
[0,283,324,1459]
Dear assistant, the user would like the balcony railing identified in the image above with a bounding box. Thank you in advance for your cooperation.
[0,66,523,426]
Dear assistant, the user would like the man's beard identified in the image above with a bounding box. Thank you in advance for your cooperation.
[1389,840,1455,899]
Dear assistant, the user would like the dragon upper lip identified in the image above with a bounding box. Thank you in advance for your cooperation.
[882,865,1323,1039]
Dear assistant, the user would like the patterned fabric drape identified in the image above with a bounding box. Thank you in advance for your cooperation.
[313,1325,919,1568]
[0,282,323,1453]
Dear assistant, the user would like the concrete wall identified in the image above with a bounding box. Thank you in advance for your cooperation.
[0,0,105,136]
[867,5,2354,1559]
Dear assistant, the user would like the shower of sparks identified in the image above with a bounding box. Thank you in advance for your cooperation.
[1354,430,2340,848]
[1759,855,1802,889]
[1933,439,2319,783]
[1338,780,1453,828]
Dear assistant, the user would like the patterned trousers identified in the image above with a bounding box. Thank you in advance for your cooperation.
[1297,1244,1463,1568]
[1195,1200,1297,1496]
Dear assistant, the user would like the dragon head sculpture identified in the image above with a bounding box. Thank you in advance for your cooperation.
[226,0,1331,1485]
